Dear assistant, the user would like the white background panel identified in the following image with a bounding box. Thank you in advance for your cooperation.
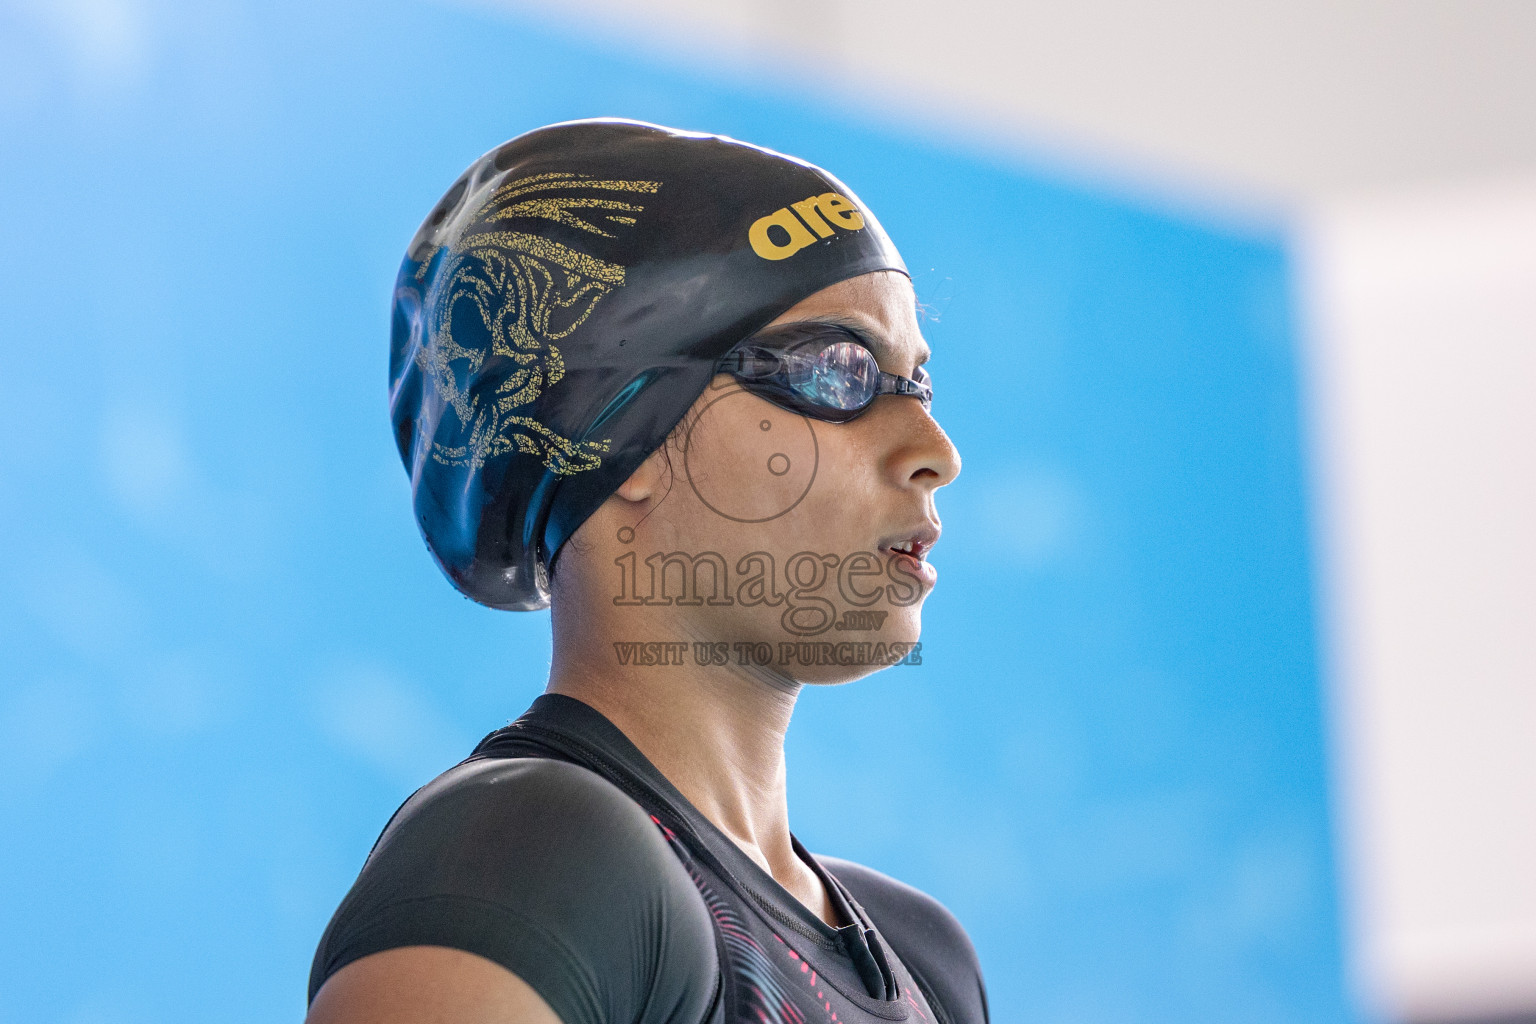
[1302,179,1536,1022]
[483,0,1536,204]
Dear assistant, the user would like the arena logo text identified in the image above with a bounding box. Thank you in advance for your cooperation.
[748,192,866,261]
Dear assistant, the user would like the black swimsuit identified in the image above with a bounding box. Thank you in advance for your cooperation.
[309,694,988,1024]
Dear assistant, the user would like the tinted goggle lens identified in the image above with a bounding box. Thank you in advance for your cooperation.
[721,325,931,422]
[784,340,880,411]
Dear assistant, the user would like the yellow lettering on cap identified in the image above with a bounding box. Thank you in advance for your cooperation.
[749,207,818,260]
[749,193,869,261]
[818,193,865,230]
[791,197,835,238]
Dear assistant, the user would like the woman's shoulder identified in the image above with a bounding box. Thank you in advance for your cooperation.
[816,855,989,1024]
[311,756,718,1024]
[359,755,696,898]
[383,754,671,858]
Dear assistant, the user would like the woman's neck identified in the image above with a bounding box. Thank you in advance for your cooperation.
[546,612,838,925]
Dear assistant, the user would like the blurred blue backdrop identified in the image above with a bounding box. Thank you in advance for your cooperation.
[0,1,1350,1021]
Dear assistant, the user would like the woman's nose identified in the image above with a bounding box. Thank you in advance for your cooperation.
[886,400,961,491]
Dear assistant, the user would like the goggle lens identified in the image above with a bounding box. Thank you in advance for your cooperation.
[786,340,880,411]
[719,324,932,422]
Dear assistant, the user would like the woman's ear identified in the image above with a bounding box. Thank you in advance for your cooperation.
[614,445,669,503]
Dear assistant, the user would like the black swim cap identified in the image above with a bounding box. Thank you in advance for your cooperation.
[389,119,908,610]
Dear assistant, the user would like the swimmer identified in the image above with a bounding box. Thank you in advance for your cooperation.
[306,119,980,1024]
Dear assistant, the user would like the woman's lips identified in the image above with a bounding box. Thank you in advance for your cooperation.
[892,549,938,588]
[880,532,940,590]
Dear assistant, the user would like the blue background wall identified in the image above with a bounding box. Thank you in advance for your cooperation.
[0,1,1350,1021]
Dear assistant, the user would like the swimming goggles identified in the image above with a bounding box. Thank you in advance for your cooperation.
[716,322,932,423]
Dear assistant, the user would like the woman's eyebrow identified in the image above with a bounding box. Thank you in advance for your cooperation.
[804,313,931,367]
